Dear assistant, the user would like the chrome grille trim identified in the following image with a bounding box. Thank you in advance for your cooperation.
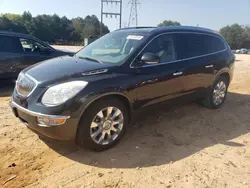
[15,73,38,97]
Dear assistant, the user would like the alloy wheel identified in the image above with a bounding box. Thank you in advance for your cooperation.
[90,106,124,145]
[213,81,227,106]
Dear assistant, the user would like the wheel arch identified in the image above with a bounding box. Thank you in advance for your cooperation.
[214,69,231,85]
[79,92,133,122]
[219,72,230,83]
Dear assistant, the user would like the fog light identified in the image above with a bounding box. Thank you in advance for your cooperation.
[37,117,67,127]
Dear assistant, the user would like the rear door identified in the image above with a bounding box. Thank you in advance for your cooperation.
[0,35,24,79]
[173,32,227,96]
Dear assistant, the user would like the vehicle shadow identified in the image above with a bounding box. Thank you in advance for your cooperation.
[41,91,250,168]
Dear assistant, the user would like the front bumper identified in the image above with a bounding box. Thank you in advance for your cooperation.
[11,101,79,140]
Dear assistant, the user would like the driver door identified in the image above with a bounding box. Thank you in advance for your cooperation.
[132,34,186,108]
[15,38,54,72]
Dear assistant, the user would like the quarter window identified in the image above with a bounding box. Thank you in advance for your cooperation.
[174,33,226,60]
[140,34,176,64]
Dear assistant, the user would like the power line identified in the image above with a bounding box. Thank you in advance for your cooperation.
[128,0,140,27]
[100,0,122,36]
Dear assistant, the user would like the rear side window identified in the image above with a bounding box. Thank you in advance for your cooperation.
[174,33,226,60]
[0,35,23,53]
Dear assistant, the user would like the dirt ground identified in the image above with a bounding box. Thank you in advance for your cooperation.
[51,45,83,52]
[0,54,250,188]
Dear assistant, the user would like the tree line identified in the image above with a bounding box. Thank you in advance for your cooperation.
[0,13,249,49]
[219,24,250,49]
[0,11,109,45]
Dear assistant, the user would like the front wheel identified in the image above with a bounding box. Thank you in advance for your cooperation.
[201,76,229,109]
[76,98,128,151]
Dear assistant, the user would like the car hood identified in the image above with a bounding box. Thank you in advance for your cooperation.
[23,55,114,83]
[57,49,75,53]
[56,49,74,56]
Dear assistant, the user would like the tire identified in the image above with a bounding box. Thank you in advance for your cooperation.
[76,98,128,151]
[201,76,229,109]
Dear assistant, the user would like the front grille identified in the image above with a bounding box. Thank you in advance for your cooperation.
[15,73,36,97]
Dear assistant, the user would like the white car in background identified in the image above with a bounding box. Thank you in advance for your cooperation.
[240,48,249,54]
[235,49,241,54]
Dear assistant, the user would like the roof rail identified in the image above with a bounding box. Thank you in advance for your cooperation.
[0,30,29,36]
[115,27,156,31]
[153,26,216,34]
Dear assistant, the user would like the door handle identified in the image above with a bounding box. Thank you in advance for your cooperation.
[205,65,213,68]
[173,72,183,76]
[141,79,158,86]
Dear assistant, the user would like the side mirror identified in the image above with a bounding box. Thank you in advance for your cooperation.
[141,53,160,65]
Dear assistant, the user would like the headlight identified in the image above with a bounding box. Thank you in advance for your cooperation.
[41,81,88,106]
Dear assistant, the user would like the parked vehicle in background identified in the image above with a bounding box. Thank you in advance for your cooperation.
[11,26,235,151]
[240,48,249,54]
[235,49,241,54]
[231,50,236,53]
[0,31,74,80]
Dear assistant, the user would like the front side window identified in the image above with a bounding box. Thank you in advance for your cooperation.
[76,31,148,64]
[175,33,226,60]
[20,38,46,53]
[140,34,176,64]
[0,35,23,53]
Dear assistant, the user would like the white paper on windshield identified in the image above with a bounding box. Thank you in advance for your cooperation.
[126,35,144,40]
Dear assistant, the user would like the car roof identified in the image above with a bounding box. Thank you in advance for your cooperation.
[0,30,54,49]
[116,26,218,36]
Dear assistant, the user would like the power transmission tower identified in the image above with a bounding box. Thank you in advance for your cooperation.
[100,0,122,36]
[128,0,140,27]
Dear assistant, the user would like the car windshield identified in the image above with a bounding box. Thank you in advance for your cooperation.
[75,31,147,64]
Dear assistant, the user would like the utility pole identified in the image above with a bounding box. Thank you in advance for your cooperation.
[100,0,122,36]
[128,0,140,27]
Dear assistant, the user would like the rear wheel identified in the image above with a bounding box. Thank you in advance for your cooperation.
[201,76,229,109]
[76,98,128,151]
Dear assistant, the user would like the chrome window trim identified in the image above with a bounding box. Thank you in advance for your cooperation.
[11,100,70,119]
[130,31,228,68]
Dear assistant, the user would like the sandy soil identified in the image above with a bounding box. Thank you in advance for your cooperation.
[0,54,250,188]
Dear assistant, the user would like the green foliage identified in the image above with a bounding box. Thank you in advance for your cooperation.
[0,13,27,33]
[0,12,109,44]
[158,20,181,27]
[71,15,109,40]
[220,24,250,49]
[242,26,250,49]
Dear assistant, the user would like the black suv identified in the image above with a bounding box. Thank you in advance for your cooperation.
[10,26,235,151]
[0,31,73,80]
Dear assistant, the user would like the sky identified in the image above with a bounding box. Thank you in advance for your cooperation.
[0,0,249,31]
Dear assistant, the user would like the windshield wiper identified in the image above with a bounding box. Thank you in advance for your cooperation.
[78,56,103,64]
